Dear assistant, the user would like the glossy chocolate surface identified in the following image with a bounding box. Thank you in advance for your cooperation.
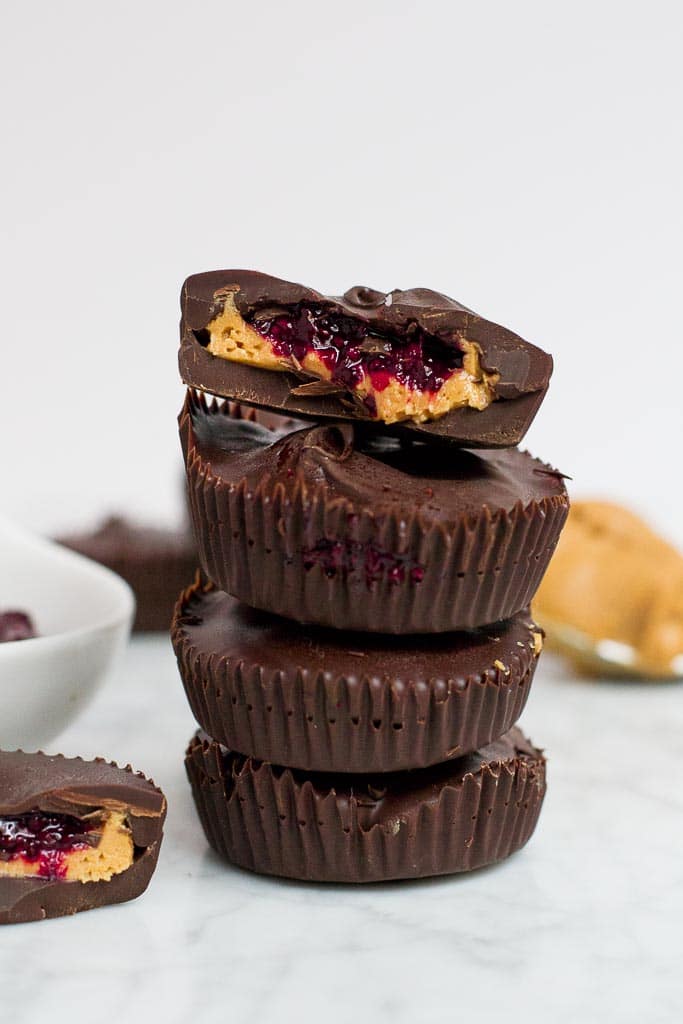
[0,751,166,924]
[180,392,569,632]
[173,579,542,771]
[186,726,546,882]
[179,271,553,448]
[187,396,566,521]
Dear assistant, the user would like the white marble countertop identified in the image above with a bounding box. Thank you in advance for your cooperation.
[3,637,682,1024]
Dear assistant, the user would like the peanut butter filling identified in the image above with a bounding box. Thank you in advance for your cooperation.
[534,501,683,679]
[0,811,135,883]
[204,292,498,425]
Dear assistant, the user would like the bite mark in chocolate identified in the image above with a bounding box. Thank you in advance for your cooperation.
[0,751,166,924]
[0,812,95,871]
[179,271,553,448]
[0,810,133,883]
[203,291,497,424]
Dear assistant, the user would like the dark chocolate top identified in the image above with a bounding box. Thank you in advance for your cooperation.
[57,517,194,561]
[0,751,166,847]
[175,580,541,687]
[179,270,553,448]
[181,392,568,525]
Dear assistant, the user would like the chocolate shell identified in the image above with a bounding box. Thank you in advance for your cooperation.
[179,270,553,448]
[225,401,305,433]
[185,727,546,883]
[0,751,166,924]
[180,391,569,633]
[172,578,543,772]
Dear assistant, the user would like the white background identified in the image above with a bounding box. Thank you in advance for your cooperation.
[2,0,682,543]
[2,6,683,1022]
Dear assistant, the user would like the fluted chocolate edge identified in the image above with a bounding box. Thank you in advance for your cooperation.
[0,752,166,924]
[180,392,569,633]
[172,578,543,772]
[184,728,546,883]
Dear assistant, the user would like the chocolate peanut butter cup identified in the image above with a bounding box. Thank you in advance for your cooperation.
[172,578,543,773]
[0,751,166,924]
[180,391,569,633]
[185,726,546,883]
[179,270,552,448]
[57,517,199,633]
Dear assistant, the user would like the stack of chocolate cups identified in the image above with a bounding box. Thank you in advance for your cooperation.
[173,271,569,883]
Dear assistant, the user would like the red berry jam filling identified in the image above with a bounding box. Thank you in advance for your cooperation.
[0,811,97,879]
[248,303,465,397]
[302,538,425,588]
[0,610,37,643]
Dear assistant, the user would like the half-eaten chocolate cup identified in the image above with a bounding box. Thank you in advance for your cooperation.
[179,270,553,448]
[0,750,166,924]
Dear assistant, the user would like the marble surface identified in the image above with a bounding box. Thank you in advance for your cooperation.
[3,637,682,1024]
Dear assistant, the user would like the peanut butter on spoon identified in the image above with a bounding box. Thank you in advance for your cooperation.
[534,501,683,679]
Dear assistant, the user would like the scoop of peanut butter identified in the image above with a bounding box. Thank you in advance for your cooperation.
[534,501,683,679]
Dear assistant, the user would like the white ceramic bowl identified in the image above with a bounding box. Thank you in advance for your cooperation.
[0,516,135,749]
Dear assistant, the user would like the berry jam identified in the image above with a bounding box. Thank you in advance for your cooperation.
[302,538,425,588]
[0,611,36,643]
[249,303,464,396]
[0,811,96,879]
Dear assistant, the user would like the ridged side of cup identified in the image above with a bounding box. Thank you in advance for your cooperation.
[180,395,569,633]
[185,728,546,883]
[173,579,543,772]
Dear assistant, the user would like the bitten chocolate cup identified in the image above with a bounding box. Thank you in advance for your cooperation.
[185,727,546,883]
[179,270,553,449]
[172,578,543,773]
[180,391,569,633]
[0,751,166,925]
